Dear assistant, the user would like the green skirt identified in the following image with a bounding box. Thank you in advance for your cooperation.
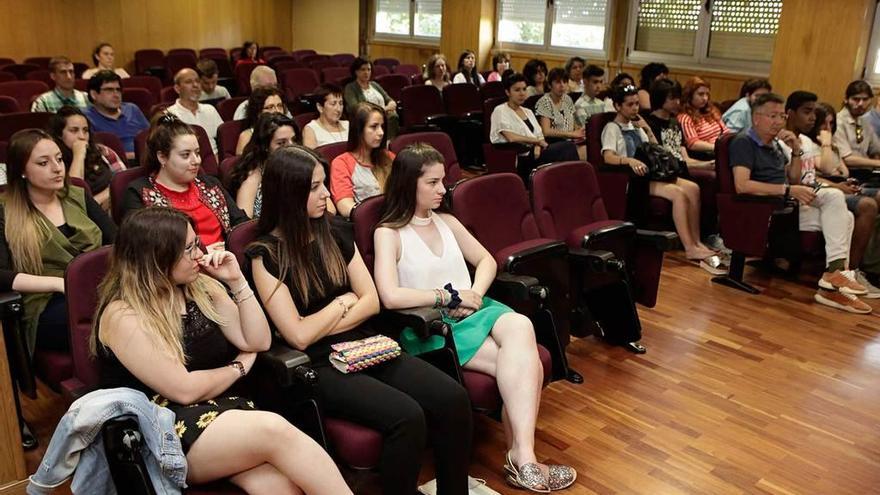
[399,297,511,365]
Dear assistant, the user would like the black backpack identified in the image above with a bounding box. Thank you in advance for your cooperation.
[634,142,682,182]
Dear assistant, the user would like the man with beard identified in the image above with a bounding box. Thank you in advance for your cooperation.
[834,80,880,169]
[731,93,869,313]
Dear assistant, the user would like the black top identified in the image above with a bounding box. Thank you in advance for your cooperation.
[523,118,534,133]
[0,189,115,292]
[244,217,373,363]
[729,130,788,185]
[98,300,242,397]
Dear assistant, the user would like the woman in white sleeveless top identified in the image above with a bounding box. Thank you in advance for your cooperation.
[373,144,576,492]
[302,84,350,149]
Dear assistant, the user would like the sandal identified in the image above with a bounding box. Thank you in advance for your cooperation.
[504,451,550,493]
[547,464,577,490]
[696,254,728,275]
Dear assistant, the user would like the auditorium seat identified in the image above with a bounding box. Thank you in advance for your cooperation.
[134,49,165,78]
[399,85,454,133]
[110,166,150,223]
[314,141,349,165]
[291,49,317,61]
[219,155,239,188]
[301,54,329,66]
[2,63,41,80]
[389,132,461,186]
[72,62,89,79]
[374,58,399,71]
[321,67,350,86]
[449,173,575,382]
[479,81,505,101]
[198,47,227,59]
[160,86,177,103]
[122,87,156,118]
[217,119,245,160]
[272,61,304,74]
[234,63,260,95]
[371,64,390,79]
[374,74,410,102]
[0,58,15,68]
[24,70,53,89]
[292,111,318,137]
[0,80,49,110]
[167,48,197,59]
[481,96,527,175]
[0,96,20,114]
[0,72,16,84]
[93,132,128,163]
[282,68,320,103]
[442,84,484,167]
[310,59,337,73]
[218,97,247,122]
[330,53,355,67]
[523,94,542,111]
[268,55,297,70]
[0,112,51,141]
[165,52,198,80]
[124,75,163,100]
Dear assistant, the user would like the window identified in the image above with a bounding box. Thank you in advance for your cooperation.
[627,0,783,72]
[864,6,880,84]
[496,0,610,55]
[374,0,442,41]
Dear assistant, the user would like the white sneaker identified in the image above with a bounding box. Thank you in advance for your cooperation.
[856,270,880,299]
[418,477,501,495]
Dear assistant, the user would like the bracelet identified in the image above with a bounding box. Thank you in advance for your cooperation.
[234,291,255,304]
[231,281,249,297]
[229,360,245,377]
[335,297,349,318]
[432,289,442,308]
[443,283,461,309]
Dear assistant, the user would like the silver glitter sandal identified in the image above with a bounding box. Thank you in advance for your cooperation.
[504,451,550,493]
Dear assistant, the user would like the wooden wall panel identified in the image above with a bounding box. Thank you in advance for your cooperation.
[367,41,437,68]
[770,0,875,104]
[293,0,359,55]
[0,0,292,74]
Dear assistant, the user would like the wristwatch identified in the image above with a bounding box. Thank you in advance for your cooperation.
[794,149,805,157]
[229,360,246,377]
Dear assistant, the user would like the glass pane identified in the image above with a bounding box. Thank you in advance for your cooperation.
[498,0,546,45]
[376,0,410,35]
[414,0,442,37]
[634,0,701,56]
[708,0,782,62]
[551,0,607,50]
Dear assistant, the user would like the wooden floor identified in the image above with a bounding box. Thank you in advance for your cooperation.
[21,252,880,494]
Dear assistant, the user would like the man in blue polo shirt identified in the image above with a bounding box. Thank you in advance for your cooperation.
[84,70,148,160]
[729,92,869,313]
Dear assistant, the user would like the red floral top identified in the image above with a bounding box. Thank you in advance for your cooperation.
[140,176,231,246]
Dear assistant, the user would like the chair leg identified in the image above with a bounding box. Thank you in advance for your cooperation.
[13,386,36,450]
[712,252,760,294]
[532,306,583,384]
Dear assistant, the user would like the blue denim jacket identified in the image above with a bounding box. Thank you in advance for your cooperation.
[28,387,187,495]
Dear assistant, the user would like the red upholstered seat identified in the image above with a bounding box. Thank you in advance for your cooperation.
[0,80,49,110]
[217,120,244,160]
[374,74,410,102]
[389,132,461,186]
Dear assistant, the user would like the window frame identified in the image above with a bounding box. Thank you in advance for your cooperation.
[864,5,880,85]
[624,0,776,75]
[371,0,443,45]
[493,0,613,58]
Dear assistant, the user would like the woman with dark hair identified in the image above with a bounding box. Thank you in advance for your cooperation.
[342,57,399,139]
[424,54,451,91]
[0,129,115,354]
[81,42,130,79]
[122,114,248,251]
[638,62,669,110]
[374,144,576,492]
[236,41,265,67]
[452,50,484,86]
[330,102,395,218]
[47,106,126,209]
[94,207,350,494]
[535,68,584,145]
[602,85,720,271]
[302,84,349,149]
[487,52,510,83]
[523,59,548,97]
[235,87,288,155]
[489,72,579,179]
[246,145,473,495]
[677,77,729,159]
[564,56,586,93]
[228,113,298,218]
[602,72,635,112]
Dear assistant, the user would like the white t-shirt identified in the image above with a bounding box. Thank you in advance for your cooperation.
[452,72,485,85]
[779,134,820,185]
[601,121,648,157]
[167,100,224,153]
[199,86,230,101]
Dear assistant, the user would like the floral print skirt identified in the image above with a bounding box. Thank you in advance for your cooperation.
[151,394,257,453]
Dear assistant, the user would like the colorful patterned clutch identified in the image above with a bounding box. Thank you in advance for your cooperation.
[329,335,402,374]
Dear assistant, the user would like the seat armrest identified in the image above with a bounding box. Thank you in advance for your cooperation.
[258,341,314,388]
[732,194,794,214]
[493,142,533,156]
[568,247,619,272]
[0,290,23,316]
[580,221,636,248]
[635,229,679,251]
[597,163,635,175]
[382,307,446,340]
[502,241,568,273]
[461,110,483,121]
[425,113,454,124]
[489,272,543,301]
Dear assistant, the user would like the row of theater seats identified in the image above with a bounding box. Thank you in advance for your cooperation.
[4,155,672,492]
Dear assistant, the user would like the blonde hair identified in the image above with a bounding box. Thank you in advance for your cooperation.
[90,208,225,362]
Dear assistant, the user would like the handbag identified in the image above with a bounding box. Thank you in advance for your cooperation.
[329,334,401,373]
[634,142,682,182]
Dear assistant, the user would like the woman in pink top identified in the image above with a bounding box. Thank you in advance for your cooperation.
[676,77,729,159]
[486,52,510,83]
[330,102,395,218]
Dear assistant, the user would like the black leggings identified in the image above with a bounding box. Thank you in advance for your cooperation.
[315,353,473,495]
[35,293,69,352]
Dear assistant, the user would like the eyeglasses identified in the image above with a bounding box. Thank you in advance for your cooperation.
[263,103,286,112]
[856,123,864,144]
[99,86,122,93]
[756,112,787,121]
[184,236,202,260]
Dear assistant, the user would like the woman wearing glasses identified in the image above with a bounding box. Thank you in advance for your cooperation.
[677,77,729,160]
[121,115,248,251]
[235,87,289,155]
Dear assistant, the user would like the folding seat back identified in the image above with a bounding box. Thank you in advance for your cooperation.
[268,55,297,69]
[165,52,198,79]
[374,74,410,102]
[321,67,350,86]
[217,119,244,159]
[374,58,399,71]
[389,131,461,186]
[159,86,177,103]
[587,111,630,220]
[301,54,329,66]
[281,68,319,101]
[399,85,448,131]
[227,219,259,265]
[293,112,318,137]
[72,63,89,79]
[234,63,261,95]
[110,166,151,224]
[25,70,53,88]
[199,48,227,58]
[0,58,16,68]
[479,81,505,101]
[209,57,235,79]
[229,47,243,63]
[260,46,283,57]
[0,96,20,114]
[121,87,155,118]
[93,132,128,163]
[0,72,16,84]
[291,49,317,61]
[0,80,49,111]
[219,155,240,189]
[0,111,52,141]
[371,65,390,78]
[315,141,349,165]
[168,48,197,59]
[124,75,163,100]
[330,54,356,67]
[190,124,218,176]
[310,59,336,73]
[272,61,303,74]
[442,83,482,118]
[218,96,247,122]
[394,64,420,79]
[524,94,542,111]
[134,49,165,76]
[3,63,41,80]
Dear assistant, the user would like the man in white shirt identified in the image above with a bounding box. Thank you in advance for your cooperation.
[167,68,223,153]
[233,66,292,120]
[196,58,230,102]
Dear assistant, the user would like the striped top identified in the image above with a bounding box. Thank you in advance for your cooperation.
[676,112,729,148]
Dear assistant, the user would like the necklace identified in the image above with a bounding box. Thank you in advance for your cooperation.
[409,212,433,226]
